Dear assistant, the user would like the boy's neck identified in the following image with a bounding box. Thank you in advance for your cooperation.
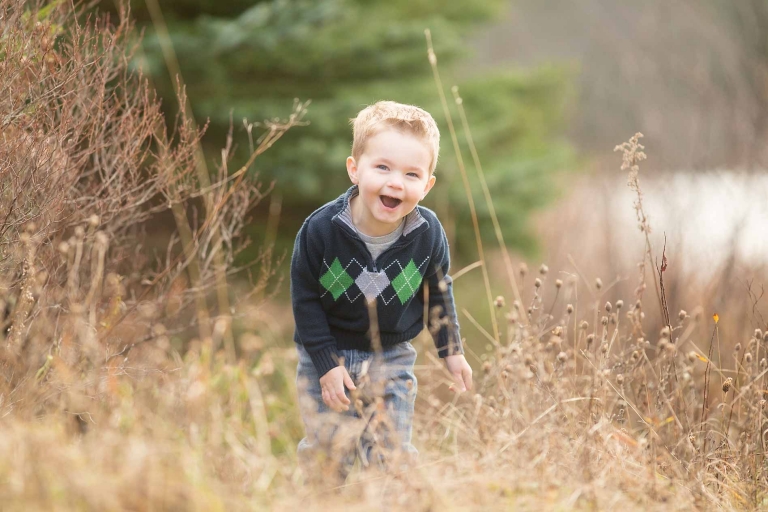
[349,195,404,237]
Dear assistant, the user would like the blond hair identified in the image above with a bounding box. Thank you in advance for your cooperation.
[350,101,440,173]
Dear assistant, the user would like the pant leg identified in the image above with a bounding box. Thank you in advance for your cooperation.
[295,343,362,482]
[359,341,419,469]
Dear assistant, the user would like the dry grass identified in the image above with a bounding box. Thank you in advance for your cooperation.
[1,3,767,511]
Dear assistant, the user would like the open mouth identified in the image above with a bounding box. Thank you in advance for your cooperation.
[380,195,402,209]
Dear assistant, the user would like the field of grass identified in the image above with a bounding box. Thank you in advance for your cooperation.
[2,3,767,510]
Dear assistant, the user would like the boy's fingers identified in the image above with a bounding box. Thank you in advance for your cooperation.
[343,371,356,391]
[325,389,343,412]
[336,385,351,405]
[452,372,466,392]
[463,367,473,391]
[321,388,332,408]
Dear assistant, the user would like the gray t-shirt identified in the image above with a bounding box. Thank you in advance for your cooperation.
[357,220,405,261]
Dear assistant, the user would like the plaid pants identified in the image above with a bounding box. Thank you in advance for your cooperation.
[295,341,418,480]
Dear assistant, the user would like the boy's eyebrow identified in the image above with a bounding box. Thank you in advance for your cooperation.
[378,157,426,173]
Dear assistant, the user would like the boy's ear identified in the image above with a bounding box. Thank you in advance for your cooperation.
[346,156,359,184]
[421,174,436,200]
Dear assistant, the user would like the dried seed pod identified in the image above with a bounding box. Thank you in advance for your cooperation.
[660,326,670,338]
[734,343,742,353]
[605,302,612,312]
[601,316,608,326]
[678,310,687,321]
[519,263,528,277]
[616,374,624,385]
[555,279,563,289]
[579,320,589,330]
[494,296,505,308]
[631,351,641,361]
[539,264,549,275]
[566,304,574,314]
[595,278,603,290]
[722,378,733,393]
[534,278,542,289]
[557,351,567,363]
[616,300,624,309]
[745,352,753,363]
[687,351,697,363]
[586,334,595,346]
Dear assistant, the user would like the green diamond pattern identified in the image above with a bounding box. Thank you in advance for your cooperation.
[320,258,354,300]
[391,259,423,304]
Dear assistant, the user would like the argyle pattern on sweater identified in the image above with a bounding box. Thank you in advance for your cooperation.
[319,256,428,305]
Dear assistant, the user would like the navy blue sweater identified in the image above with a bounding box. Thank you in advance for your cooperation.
[291,186,463,377]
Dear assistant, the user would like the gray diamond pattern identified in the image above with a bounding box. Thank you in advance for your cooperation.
[354,270,391,303]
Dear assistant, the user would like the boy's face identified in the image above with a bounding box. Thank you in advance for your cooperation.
[346,128,436,236]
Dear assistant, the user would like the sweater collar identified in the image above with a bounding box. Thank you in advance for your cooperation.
[332,185,429,238]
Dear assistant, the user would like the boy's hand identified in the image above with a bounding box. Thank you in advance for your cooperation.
[444,354,473,393]
[319,365,357,412]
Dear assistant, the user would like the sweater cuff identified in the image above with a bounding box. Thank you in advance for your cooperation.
[308,345,341,378]
[434,327,464,358]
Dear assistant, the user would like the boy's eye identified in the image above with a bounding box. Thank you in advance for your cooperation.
[407,172,420,178]
[376,164,389,171]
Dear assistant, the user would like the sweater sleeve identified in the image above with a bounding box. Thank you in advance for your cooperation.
[290,220,340,377]
[424,224,464,358]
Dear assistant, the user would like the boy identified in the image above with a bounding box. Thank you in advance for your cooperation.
[291,100,472,480]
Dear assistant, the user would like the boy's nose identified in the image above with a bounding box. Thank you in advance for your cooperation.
[387,175,404,189]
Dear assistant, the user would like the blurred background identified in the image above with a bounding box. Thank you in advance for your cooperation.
[99,0,768,353]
